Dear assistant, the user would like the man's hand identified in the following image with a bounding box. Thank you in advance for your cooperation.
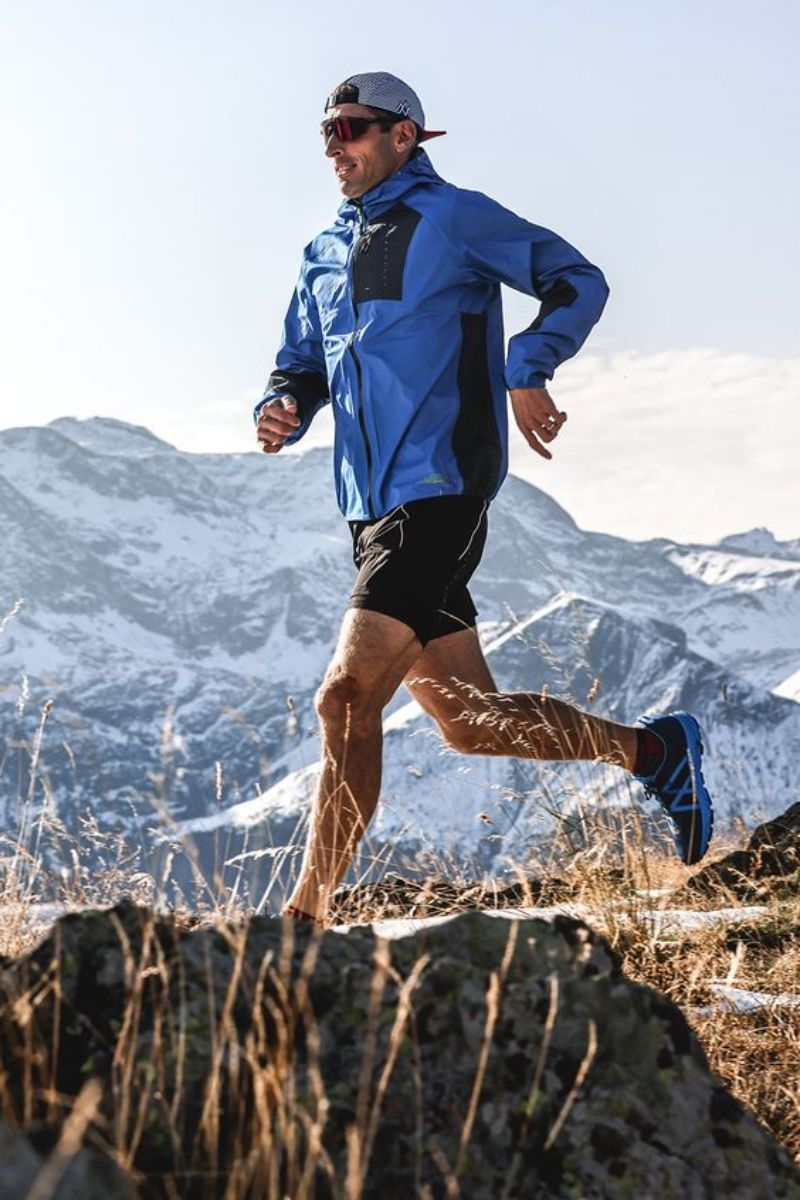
[509,387,567,461]
[256,396,301,454]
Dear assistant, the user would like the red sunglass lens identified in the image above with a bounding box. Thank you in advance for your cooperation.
[322,117,349,141]
[322,116,371,142]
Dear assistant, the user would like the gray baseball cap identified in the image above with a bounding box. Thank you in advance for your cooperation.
[324,72,447,142]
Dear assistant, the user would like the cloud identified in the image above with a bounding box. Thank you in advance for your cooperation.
[509,349,800,543]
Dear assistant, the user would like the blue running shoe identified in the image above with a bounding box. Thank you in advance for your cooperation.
[633,711,714,866]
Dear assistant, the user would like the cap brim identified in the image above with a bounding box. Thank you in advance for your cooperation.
[417,129,447,142]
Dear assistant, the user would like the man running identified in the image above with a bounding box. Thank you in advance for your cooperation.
[255,72,714,925]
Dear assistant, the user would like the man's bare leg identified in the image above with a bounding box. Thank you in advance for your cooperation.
[284,608,422,923]
[404,627,639,768]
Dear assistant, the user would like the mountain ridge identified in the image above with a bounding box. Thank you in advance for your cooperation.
[1,418,797,876]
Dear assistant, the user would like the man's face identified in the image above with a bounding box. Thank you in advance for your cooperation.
[323,102,416,200]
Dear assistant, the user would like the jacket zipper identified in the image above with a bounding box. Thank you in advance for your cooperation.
[348,203,375,518]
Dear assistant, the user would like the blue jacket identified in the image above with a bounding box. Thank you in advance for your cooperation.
[257,148,609,520]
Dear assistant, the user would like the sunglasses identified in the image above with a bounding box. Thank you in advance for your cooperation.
[320,114,402,143]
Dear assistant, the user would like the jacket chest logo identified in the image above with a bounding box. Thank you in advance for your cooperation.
[352,201,422,305]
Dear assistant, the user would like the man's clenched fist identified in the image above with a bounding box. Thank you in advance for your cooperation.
[256,396,301,454]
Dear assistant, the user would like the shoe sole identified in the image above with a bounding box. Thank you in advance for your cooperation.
[670,711,714,866]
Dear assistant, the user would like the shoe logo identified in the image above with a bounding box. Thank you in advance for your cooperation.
[670,792,698,814]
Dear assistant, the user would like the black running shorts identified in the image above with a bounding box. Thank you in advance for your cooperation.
[348,496,489,646]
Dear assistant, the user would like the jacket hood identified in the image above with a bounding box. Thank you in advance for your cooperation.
[336,147,444,222]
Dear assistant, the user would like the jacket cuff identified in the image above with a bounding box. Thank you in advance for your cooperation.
[255,367,329,425]
[504,369,551,391]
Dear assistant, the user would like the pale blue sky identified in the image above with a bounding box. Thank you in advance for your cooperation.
[1,0,798,542]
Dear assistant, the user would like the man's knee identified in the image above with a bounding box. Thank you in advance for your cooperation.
[315,671,382,735]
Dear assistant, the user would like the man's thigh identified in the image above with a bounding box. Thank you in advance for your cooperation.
[323,607,424,710]
[403,626,498,724]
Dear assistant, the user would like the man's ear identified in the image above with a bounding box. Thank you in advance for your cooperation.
[393,118,418,155]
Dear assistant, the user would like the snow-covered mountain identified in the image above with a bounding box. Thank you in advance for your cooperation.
[1,418,798,880]
[717,527,800,562]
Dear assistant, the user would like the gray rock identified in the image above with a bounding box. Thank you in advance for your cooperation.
[0,901,797,1198]
[0,1119,136,1199]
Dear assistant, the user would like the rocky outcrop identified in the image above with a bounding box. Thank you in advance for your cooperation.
[327,870,572,924]
[679,801,800,902]
[0,901,797,1199]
